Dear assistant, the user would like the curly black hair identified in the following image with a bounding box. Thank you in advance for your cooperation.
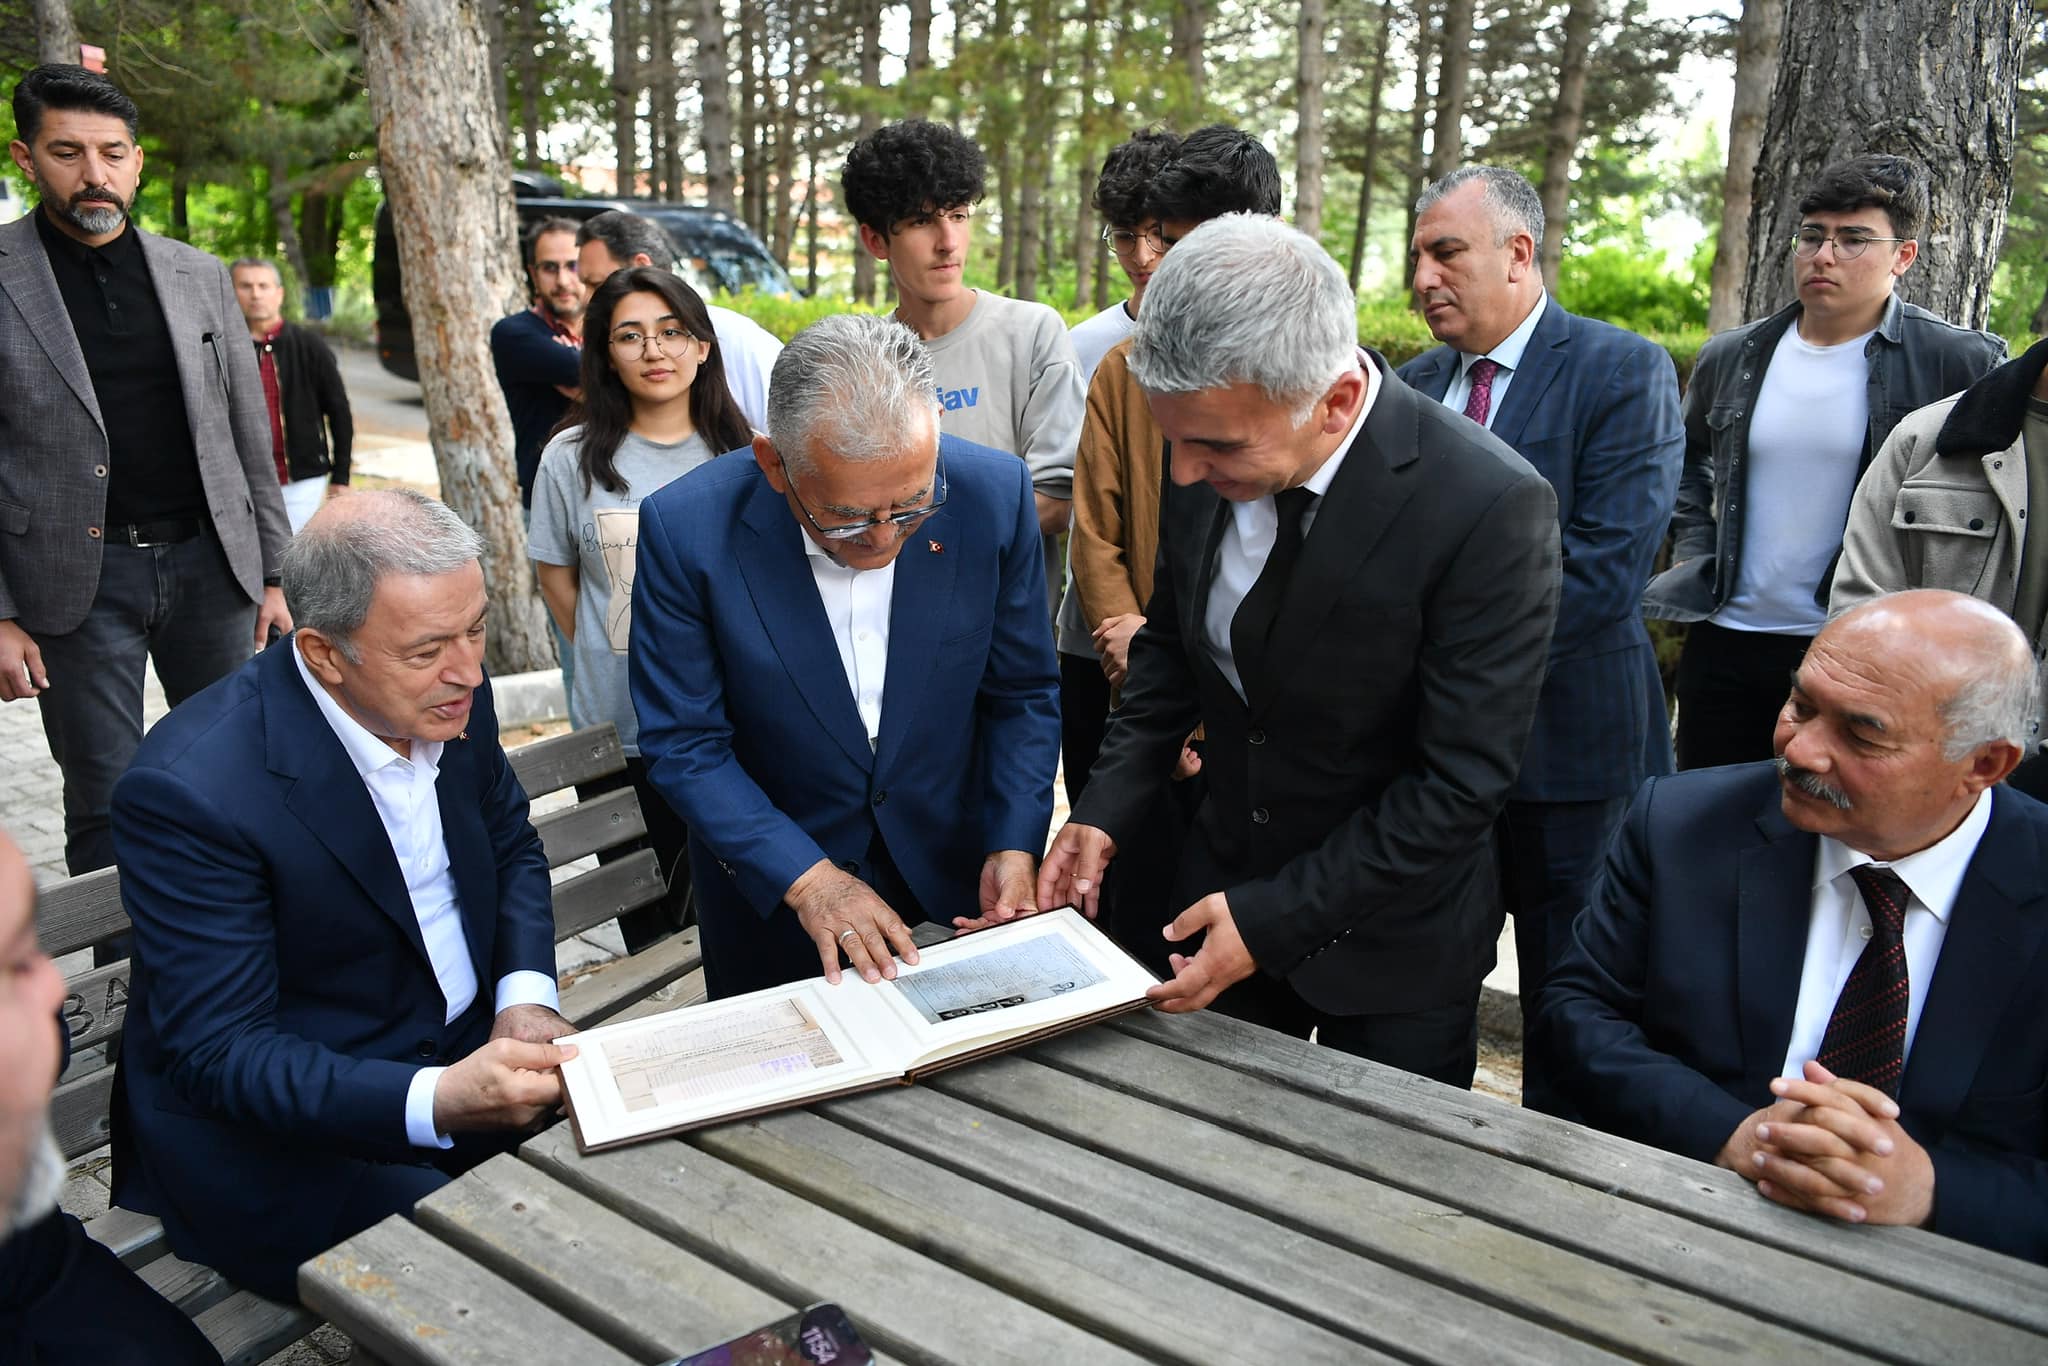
[1148,124,1283,223]
[1093,128,1181,229]
[841,120,987,235]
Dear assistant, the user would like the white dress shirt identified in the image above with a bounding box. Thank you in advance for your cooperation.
[1202,359,1379,700]
[802,534,897,748]
[1780,789,1992,1078]
[1436,290,1549,427]
[292,643,559,1149]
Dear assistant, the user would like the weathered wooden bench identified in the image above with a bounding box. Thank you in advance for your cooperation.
[42,721,708,1365]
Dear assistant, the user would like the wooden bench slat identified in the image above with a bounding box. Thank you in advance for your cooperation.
[548,850,665,942]
[1018,1032,2048,1365]
[507,724,625,798]
[139,1252,237,1319]
[558,928,701,1028]
[602,964,706,1025]
[52,1066,114,1161]
[189,1291,321,1366]
[61,958,130,1054]
[84,1205,168,1268]
[701,1107,1398,1365]
[530,793,647,870]
[36,865,126,959]
[300,1215,640,1365]
[1113,1008,2048,1332]
[523,1125,1152,1366]
[817,1084,1620,1366]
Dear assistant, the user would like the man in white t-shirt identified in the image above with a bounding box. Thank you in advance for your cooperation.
[1644,155,2004,768]
[842,120,1084,615]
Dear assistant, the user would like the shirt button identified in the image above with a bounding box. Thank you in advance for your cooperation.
[873,790,887,806]
[856,631,869,641]
[87,526,102,539]
[1248,729,1267,745]
[93,464,107,478]
[1251,807,1270,824]
[1860,924,1874,940]
[416,1039,436,1058]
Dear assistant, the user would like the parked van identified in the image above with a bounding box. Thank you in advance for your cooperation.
[373,173,795,381]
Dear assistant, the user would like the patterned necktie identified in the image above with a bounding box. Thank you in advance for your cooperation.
[1462,357,1502,426]
[1230,486,1315,690]
[1815,865,1913,1096]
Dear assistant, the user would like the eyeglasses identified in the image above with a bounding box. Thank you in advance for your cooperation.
[1102,225,1170,255]
[610,325,702,355]
[1791,228,1909,260]
[782,454,948,541]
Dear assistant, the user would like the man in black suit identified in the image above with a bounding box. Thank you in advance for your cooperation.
[1538,591,2047,1262]
[1038,215,1562,1086]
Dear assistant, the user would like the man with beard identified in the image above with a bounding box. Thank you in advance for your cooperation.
[0,64,291,882]
[0,827,223,1363]
[492,215,587,510]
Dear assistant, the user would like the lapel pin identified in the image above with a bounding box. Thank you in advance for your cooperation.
[928,539,944,554]
[457,730,468,740]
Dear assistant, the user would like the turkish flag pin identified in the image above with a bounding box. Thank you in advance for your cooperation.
[928,539,944,554]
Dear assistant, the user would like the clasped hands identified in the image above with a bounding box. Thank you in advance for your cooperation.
[431,1003,578,1134]
[785,849,1042,985]
[1717,1060,1935,1227]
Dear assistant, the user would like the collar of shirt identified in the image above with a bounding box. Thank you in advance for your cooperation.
[530,303,581,345]
[291,637,445,782]
[1811,787,1993,925]
[257,319,286,347]
[1457,290,1548,384]
[33,204,138,270]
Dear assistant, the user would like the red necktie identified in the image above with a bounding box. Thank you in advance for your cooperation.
[1815,865,1912,1096]
[1462,357,1501,425]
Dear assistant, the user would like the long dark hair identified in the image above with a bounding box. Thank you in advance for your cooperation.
[567,267,752,496]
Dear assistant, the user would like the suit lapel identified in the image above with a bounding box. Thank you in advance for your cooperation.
[0,214,104,430]
[1901,790,2048,1121]
[874,499,962,772]
[1487,302,1570,449]
[734,473,875,772]
[1735,795,1814,1076]
[435,739,503,974]
[263,643,430,965]
[1404,345,1457,404]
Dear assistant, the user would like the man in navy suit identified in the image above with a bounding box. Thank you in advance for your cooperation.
[1399,166,1683,1112]
[1539,591,2047,1263]
[108,490,577,1301]
[630,313,1061,997]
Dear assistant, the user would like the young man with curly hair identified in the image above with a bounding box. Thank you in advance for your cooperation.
[841,120,1085,614]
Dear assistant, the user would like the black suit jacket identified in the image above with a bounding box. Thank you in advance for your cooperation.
[1074,351,1562,1015]
[1537,764,2048,1263]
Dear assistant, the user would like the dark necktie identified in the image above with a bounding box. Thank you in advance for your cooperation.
[1462,357,1501,426]
[1230,486,1314,690]
[1815,865,1913,1096]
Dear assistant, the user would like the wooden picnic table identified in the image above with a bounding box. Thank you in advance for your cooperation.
[300,1007,2048,1365]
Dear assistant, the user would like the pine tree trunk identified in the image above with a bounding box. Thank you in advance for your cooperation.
[266,155,312,289]
[1013,0,1054,302]
[1708,0,1785,330]
[1073,0,1102,310]
[482,0,510,156]
[299,190,342,289]
[514,0,542,165]
[1742,0,2027,328]
[908,0,933,80]
[1294,0,1328,240]
[648,0,676,198]
[1536,0,1597,294]
[34,0,81,64]
[1405,2,1435,291]
[1172,0,1206,114]
[1427,0,1474,182]
[695,0,737,215]
[1348,0,1394,290]
[737,6,761,234]
[850,0,882,305]
[611,0,638,195]
[170,168,191,242]
[351,0,553,675]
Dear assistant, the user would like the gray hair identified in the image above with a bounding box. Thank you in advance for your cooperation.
[281,489,485,662]
[766,313,942,471]
[1941,644,2041,759]
[1415,165,1546,249]
[229,257,282,284]
[574,210,677,277]
[1128,214,1356,423]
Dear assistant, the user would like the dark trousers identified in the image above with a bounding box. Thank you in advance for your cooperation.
[578,756,694,953]
[1211,970,1483,1089]
[1673,620,1813,771]
[35,536,256,876]
[1498,794,1630,1116]
[0,1210,223,1364]
[1059,650,1112,807]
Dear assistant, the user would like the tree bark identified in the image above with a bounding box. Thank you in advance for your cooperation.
[1708,0,1785,330]
[1172,0,1206,115]
[1743,0,2027,328]
[481,0,510,159]
[514,0,542,165]
[351,0,553,675]
[1073,0,1102,310]
[907,0,933,81]
[33,0,81,64]
[850,0,882,305]
[737,3,761,235]
[611,0,638,195]
[1427,0,1473,181]
[1294,0,1328,241]
[1348,0,1394,290]
[648,0,679,198]
[1404,1,1436,291]
[1013,0,1055,301]
[694,0,737,215]
[1535,0,1598,294]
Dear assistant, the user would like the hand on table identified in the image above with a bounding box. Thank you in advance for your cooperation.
[786,858,921,984]
[953,849,1041,933]
[490,1003,575,1046]
[1146,892,1255,1013]
[1746,1061,1935,1226]
[433,1035,577,1133]
[1036,822,1118,919]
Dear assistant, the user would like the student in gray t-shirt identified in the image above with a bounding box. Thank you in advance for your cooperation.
[527,267,754,951]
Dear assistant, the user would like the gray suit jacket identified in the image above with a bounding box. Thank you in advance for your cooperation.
[0,212,289,634]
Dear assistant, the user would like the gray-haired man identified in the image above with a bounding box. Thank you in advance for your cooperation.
[1040,215,1562,1087]
[630,313,1061,999]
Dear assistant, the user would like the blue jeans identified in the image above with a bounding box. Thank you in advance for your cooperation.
[34,534,256,875]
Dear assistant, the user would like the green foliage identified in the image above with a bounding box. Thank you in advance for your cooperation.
[1558,242,1708,333]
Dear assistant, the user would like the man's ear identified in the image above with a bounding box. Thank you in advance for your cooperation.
[753,435,789,491]
[8,139,32,181]
[857,222,892,263]
[1506,229,1538,282]
[629,252,656,268]
[1892,237,1920,278]
[295,629,347,686]
[1965,739,2024,793]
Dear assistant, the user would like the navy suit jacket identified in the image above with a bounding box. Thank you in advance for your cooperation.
[107,641,556,1291]
[628,439,1061,997]
[1400,302,1682,802]
[1537,764,2048,1263]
